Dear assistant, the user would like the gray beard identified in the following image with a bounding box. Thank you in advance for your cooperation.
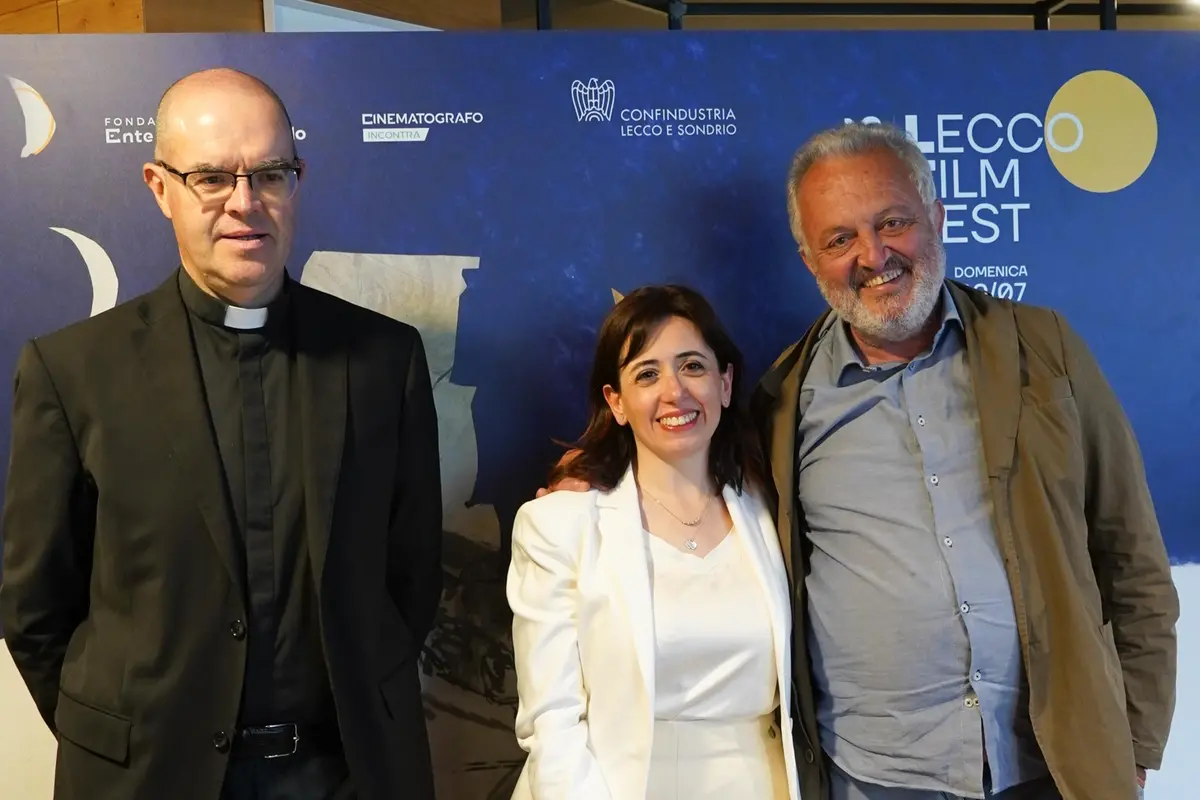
[815,240,946,344]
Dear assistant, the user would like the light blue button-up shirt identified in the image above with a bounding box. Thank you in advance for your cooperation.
[797,283,1048,797]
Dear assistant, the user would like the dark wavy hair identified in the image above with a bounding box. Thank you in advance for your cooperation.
[550,284,767,495]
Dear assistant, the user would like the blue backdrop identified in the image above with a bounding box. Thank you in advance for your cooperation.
[0,30,1195,798]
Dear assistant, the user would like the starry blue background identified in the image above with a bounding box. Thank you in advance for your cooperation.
[0,30,1196,590]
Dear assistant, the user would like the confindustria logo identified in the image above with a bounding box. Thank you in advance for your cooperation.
[572,79,615,122]
[360,111,484,144]
[6,76,56,158]
[104,114,308,146]
[570,77,737,139]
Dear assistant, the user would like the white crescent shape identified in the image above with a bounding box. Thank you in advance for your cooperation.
[5,76,56,158]
[49,227,119,317]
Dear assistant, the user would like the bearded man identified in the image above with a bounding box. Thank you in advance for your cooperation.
[752,121,1178,800]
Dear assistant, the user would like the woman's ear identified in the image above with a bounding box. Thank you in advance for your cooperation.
[603,384,626,425]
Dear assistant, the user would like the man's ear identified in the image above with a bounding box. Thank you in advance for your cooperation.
[799,244,817,277]
[931,199,945,238]
[143,162,173,220]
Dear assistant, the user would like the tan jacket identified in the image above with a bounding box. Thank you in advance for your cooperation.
[751,281,1179,800]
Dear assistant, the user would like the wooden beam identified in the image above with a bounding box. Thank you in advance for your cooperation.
[57,0,142,32]
[318,0,502,29]
[2,0,499,34]
[0,0,49,12]
[0,0,58,32]
[143,0,264,31]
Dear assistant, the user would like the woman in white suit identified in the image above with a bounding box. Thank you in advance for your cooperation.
[506,285,799,800]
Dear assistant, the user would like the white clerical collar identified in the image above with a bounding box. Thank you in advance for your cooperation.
[223,305,269,330]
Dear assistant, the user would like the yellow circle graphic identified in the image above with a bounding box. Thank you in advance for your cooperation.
[1044,70,1157,193]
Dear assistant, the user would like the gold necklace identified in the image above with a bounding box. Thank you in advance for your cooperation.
[639,484,715,551]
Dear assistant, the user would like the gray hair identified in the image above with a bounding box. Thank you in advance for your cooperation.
[785,121,937,254]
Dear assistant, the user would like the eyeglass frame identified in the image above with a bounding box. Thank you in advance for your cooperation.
[154,158,305,203]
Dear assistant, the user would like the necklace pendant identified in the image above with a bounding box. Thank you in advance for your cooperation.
[684,539,698,551]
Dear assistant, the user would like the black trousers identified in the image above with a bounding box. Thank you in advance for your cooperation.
[219,752,355,800]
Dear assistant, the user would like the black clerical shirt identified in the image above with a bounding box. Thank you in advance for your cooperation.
[178,267,335,729]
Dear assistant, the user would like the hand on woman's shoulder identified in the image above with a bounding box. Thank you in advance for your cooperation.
[512,486,602,554]
[519,484,598,518]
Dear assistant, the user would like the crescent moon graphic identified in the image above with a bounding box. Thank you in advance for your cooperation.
[49,227,119,317]
[5,76,56,158]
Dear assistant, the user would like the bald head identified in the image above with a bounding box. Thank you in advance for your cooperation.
[143,66,303,310]
[153,68,295,162]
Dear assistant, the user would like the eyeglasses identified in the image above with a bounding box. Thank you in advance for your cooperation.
[156,160,303,204]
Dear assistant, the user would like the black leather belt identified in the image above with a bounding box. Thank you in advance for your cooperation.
[231,722,343,760]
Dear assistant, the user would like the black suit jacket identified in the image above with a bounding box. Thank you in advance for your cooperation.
[0,271,443,800]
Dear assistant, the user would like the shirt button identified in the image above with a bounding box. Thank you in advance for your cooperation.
[960,602,971,613]
[213,731,230,752]
[917,416,926,426]
[930,474,939,486]
[973,671,982,681]
[230,620,246,640]
[804,748,815,764]
[944,537,953,547]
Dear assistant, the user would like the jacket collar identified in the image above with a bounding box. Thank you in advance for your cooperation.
[759,280,1022,581]
[946,280,1020,478]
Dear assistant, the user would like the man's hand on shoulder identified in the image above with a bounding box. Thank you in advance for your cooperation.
[535,449,592,497]
[535,477,591,498]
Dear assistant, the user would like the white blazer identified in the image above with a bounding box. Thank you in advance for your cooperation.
[506,466,799,800]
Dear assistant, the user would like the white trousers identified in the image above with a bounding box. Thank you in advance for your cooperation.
[646,715,790,799]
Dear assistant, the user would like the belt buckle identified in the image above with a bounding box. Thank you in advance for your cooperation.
[256,722,299,759]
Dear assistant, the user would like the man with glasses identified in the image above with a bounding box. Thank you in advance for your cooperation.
[1,67,443,800]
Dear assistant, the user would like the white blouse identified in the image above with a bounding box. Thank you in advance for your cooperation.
[644,528,779,721]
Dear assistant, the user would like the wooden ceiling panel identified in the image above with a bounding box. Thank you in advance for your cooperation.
[144,0,265,31]
[0,0,57,33]
[322,0,502,28]
[505,0,1200,30]
[57,0,142,32]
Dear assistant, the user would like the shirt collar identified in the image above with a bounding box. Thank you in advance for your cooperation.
[177,266,291,332]
[223,305,268,330]
[826,279,961,376]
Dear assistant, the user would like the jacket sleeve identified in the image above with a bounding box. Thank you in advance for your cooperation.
[387,329,443,649]
[1057,312,1179,770]
[0,341,93,731]
[506,499,612,799]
